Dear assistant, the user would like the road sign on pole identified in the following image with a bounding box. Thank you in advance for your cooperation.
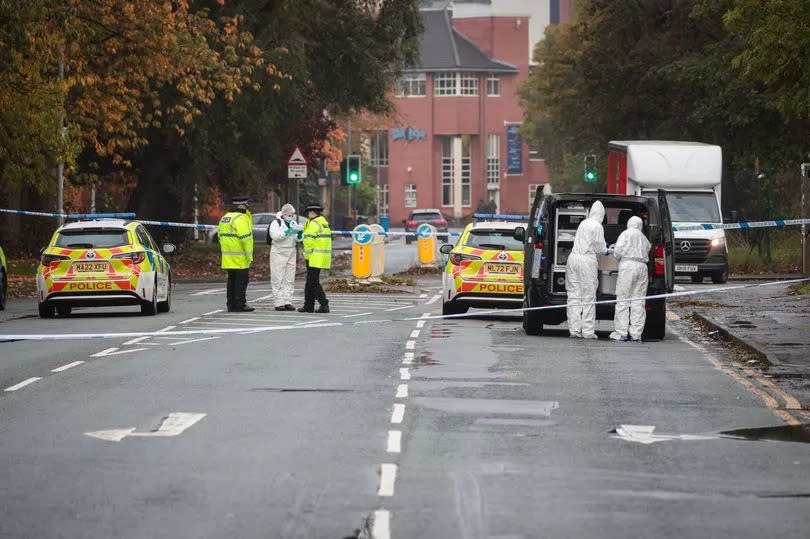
[288,146,308,179]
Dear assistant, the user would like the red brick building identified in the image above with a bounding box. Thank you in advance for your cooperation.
[366,6,550,224]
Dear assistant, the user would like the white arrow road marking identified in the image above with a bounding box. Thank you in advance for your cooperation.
[613,424,717,445]
[90,347,148,358]
[85,412,206,442]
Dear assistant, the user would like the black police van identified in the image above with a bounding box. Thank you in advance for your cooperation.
[514,191,675,339]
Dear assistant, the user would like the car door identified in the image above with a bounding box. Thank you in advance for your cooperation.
[657,189,675,292]
[525,187,549,289]
[137,226,167,298]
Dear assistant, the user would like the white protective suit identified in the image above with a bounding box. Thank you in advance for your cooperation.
[565,200,606,338]
[269,210,298,308]
[610,216,651,341]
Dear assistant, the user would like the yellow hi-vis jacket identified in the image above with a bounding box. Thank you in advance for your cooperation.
[218,210,254,269]
[302,215,332,269]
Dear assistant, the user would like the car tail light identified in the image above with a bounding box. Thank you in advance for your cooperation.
[40,253,70,266]
[450,252,482,266]
[407,221,417,227]
[653,245,665,276]
[435,219,446,226]
[112,251,146,264]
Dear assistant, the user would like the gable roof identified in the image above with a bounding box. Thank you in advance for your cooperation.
[408,9,517,73]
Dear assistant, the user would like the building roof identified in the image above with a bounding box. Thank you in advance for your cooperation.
[408,9,518,73]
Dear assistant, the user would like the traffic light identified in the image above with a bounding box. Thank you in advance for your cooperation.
[584,153,597,184]
[347,154,361,184]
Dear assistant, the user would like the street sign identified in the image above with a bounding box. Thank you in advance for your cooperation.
[416,223,434,239]
[288,146,308,179]
[352,224,373,245]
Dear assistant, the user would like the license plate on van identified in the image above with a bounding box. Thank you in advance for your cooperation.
[675,264,698,272]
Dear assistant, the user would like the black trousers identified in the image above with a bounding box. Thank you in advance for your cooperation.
[303,264,328,308]
[226,268,249,310]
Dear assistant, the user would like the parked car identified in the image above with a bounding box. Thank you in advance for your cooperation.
[0,245,7,310]
[403,209,448,244]
[209,212,306,244]
[439,220,526,315]
[36,219,174,318]
[515,191,675,340]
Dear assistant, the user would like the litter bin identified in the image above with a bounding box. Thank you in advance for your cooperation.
[380,215,390,232]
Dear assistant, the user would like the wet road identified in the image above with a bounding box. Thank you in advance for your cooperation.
[1,279,809,538]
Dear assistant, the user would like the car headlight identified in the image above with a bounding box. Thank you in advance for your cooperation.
[710,237,725,248]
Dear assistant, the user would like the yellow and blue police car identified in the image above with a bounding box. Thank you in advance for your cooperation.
[439,220,526,315]
[36,220,173,318]
[0,244,7,310]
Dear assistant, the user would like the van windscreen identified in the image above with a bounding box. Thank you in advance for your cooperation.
[665,191,720,223]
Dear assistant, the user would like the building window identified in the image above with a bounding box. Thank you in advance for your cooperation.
[550,0,560,24]
[435,72,478,96]
[529,184,541,210]
[370,130,388,167]
[487,134,500,185]
[441,138,453,206]
[487,74,500,96]
[405,184,417,208]
[378,184,389,215]
[396,72,426,97]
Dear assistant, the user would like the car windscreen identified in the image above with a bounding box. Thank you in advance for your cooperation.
[464,229,523,251]
[665,191,720,223]
[55,229,130,249]
[411,212,442,221]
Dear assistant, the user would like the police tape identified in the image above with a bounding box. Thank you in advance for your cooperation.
[672,218,810,232]
[0,208,136,220]
[1,277,808,342]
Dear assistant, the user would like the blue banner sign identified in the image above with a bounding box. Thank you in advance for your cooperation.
[507,124,523,174]
[392,127,427,143]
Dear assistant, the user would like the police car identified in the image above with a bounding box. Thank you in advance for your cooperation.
[439,220,525,315]
[0,245,7,310]
[37,220,173,318]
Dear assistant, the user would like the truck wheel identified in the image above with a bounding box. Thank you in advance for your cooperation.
[642,309,666,340]
[690,273,703,284]
[711,270,728,284]
[38,302,54,319]
[522,299,543,336]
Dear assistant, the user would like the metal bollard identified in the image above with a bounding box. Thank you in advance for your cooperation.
[417,223,437,265]
[352,224,373,279]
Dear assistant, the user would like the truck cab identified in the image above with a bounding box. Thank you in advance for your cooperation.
[515,191,675,339]
[607,141,728,284]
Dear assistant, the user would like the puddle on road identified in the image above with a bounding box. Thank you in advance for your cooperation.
[413,352,440,366]
[474,418,557,428]
[728,320,757,329]
[413,397,559,416]
[719,424,810,444]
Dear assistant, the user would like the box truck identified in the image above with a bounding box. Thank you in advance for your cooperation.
[606,141,728,283]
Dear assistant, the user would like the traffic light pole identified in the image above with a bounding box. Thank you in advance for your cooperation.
[347,117,352,220]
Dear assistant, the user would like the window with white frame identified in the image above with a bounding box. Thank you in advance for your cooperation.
[396,72,426,97]
[461,142,471,206]
[404,184,417,207]
[487,134,500,185]
[378,184,389,215]
[434,73,457,96]
[441,138,453,206]
[370,130,388,167]
[487,74,500,96]
[529,184,541,211]
[459,73,479,96]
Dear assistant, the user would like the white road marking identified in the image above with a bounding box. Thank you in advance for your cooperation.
[202,309,222,316]
[426,294,440,305]
[409,330,420,339]
[179,317,200,325]
[51,361,85,373]
[387,430,402,453]
[420,313,431,319]
[416,320,425,329]
[391,404,405,424]
[249,294,275,303]
[171,336,221,346]
[85,412,206,442]
[90,347,148,358]
[396,384,408,398]
[402,352,414,365]
[191,288,225,296]
[295,318,327,325]
[122,336,150,345]
[674,284,686,292]
[372,510,391,539]
[156,326,176,333]
[612,424,716,445]
[5,377,42,392]
[378,464,398,496]
[343,312,373,318]
[419,293,427,298]
[385,305,412,312]
[405,340,415,350]
[399,368,411,380]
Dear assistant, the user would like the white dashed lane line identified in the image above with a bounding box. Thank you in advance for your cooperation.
[399,368,411,380]
[51,361,85,373]
[390,404,405,424]
[5,377,42,392]
[387,431,402,453]
[378,464,398,496]
[396,384,408,398]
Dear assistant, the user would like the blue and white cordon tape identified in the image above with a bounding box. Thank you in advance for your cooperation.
[0,208,135,220]
[672,219,810,232]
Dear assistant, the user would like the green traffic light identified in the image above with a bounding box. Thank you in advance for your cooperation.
[350,172,358,181]
[585,171,596,181]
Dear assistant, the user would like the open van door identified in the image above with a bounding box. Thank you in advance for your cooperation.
[520,186,550,335]
[657,189,675,293]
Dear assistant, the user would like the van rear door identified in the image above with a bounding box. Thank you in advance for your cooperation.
[657,189,675,292]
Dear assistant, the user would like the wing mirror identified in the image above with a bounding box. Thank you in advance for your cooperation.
[513,226,526,243]
[161,243,176,254]
[439,244,454,255]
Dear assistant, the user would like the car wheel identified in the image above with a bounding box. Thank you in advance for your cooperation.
[642,308,666,340]
[711,270,728,284]
[690,273,703,284]
[522,298,543,336]
[141,279,158,316]
[405,237,413,245]
[0,271,6,311]
[157,275,172,313]
[38,302,54,319]
[442,301,467,316]
[55,305,72,317]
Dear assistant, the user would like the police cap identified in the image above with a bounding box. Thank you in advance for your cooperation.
[305,203,324,212]
[232,195,249,206]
